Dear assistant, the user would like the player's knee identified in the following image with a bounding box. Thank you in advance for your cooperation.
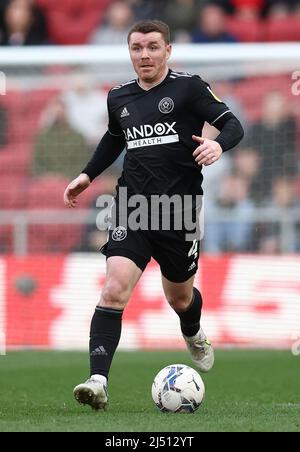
[100,279,131,310]
[166,291,193,312]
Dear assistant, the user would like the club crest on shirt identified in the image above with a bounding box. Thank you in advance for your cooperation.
[159,97,174,114]
[112,226,127,241]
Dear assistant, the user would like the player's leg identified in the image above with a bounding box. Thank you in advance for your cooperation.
[90,255,142,377]
[152,225,214,372]
[74,256,143,410]
[161,273,198,332]
[162,274,214,373]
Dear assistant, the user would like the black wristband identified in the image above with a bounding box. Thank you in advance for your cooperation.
[215,117,244,152]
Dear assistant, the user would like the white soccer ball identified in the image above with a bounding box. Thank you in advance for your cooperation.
[151,364,205,413]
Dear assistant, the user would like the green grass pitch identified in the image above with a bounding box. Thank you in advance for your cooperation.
[0,350,299,432]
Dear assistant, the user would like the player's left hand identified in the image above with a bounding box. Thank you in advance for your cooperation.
[192,135,223,166]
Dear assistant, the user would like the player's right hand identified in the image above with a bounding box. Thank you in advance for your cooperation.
[64,173,91,208]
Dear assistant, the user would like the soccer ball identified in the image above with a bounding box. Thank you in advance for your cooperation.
[151,364,205,413]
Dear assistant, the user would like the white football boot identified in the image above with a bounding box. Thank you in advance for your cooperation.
[183,327,214,373]
[73,375,108,410]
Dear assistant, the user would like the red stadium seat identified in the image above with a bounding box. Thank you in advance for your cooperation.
[23,89,59,116]
[77,179,108,209]
[25,175,112,253]
[26,176,69,209]
[35,0,55,8]
[36,0,113,44]
[232,75,293,122]
[26,176,83,253]
[36,0,109,13]
[1,91,26,144]
[0,176,26,209]
[0,144,32,177]
[1,91,44,145]
[19,89,60,142]
[26,174,109,208]
[226,17,263,42]
[0,226,13,254]
[28,224,83,253]
[265,16,300,42]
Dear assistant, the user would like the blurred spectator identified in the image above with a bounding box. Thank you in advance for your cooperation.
[0,104,8,147]
[90,1,134,45]
[62,74,108,147]
[0,0,9,26]
[202,150,232,201]
[32,97,88,179]
[245,91,297,198]
[215,0,300,17]
[204,173,255,253]
[217,0,265,17]
[0,0,48,46]
[264,0,300,16]
[36,0,113,45]
[232,0,265,18]
[257,177,300,253]
[126,0,166,21]
[232,147,262,202]
[271,176,298,208]
[191,4,237,43]
[162,0,199,42]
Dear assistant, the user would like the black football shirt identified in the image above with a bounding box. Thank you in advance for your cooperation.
[108,69,231,197]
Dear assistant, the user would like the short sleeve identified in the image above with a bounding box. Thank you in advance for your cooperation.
[107,92,123,137]
[189,76,231,127]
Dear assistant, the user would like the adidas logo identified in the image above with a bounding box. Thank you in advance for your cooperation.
[91,346,108,356]
[120,107,130,118]
[188,262,196,272]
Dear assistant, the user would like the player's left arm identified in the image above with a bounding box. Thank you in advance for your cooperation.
[190,77,244,166]
[193,114,244,166]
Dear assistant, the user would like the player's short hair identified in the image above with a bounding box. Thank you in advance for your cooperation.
[127,20,171,45]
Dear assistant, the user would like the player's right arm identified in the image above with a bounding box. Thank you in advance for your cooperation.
[64,92,125,208]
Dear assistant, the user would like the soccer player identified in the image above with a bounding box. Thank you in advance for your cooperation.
[64,20,244,410]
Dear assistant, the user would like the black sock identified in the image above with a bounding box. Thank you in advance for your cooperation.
[176,287,203,337]
[89,306,123,379]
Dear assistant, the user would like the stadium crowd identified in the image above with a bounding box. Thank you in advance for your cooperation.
[0,0,300,45]
[0,0,299,255]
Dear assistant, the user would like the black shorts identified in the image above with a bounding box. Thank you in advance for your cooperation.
[100,213,201,284]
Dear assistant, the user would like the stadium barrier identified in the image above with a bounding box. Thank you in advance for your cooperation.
[1,254,300,350]
[0,208,300,255]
